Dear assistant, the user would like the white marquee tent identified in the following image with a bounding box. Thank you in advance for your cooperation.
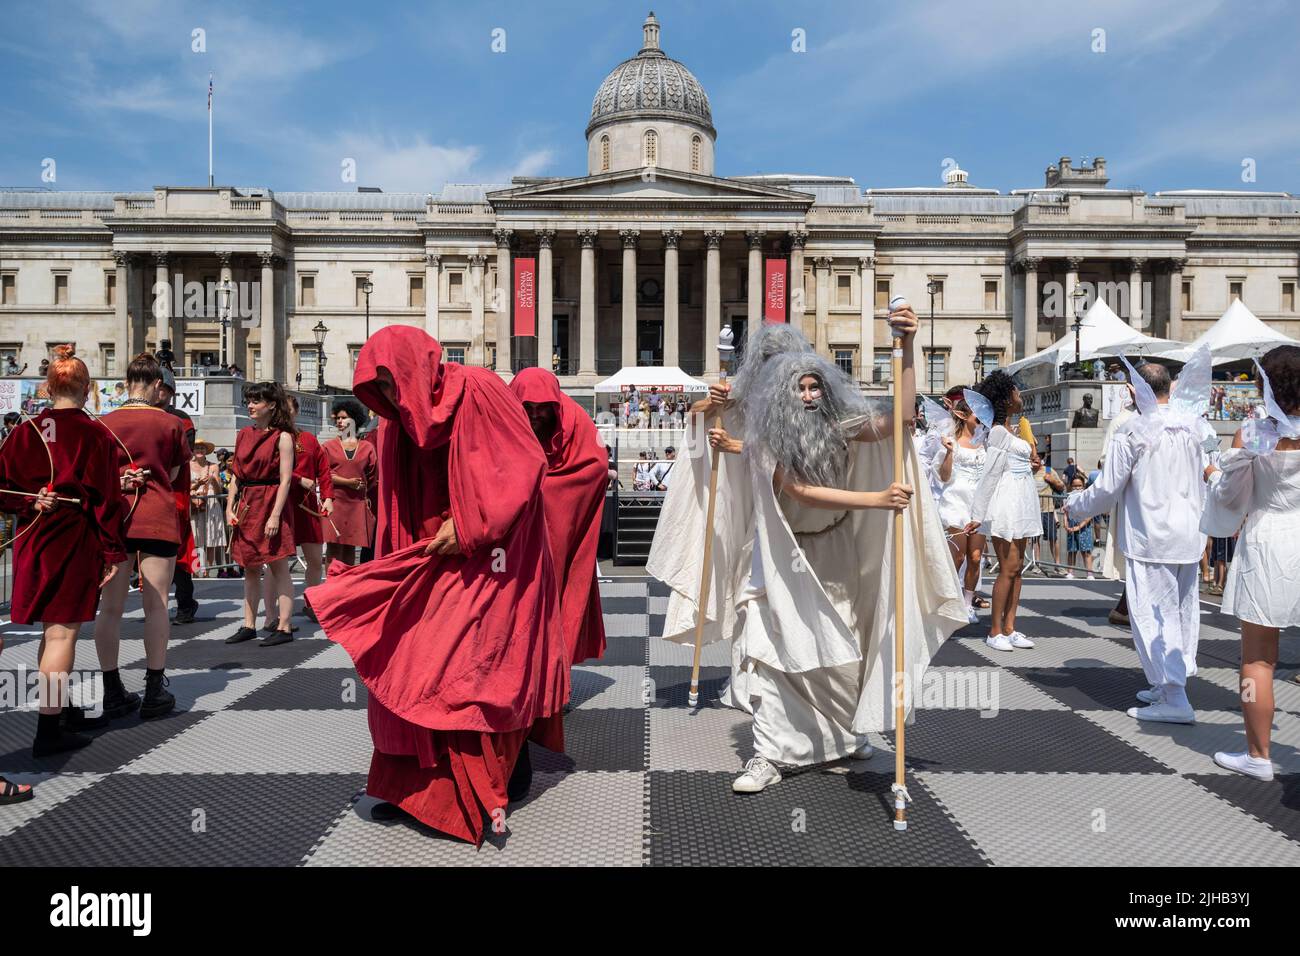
[1163,299,1300,364]
[593,366,709,393]
[1006,298,1185,376]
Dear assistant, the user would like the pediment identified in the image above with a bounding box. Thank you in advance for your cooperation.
[486,169,815,205]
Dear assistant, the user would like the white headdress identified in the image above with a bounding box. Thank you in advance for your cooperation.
[1241,355,1300,455]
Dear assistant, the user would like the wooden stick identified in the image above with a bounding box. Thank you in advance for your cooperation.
[688,363,729,708]
[891,324,909,832]
[0,488,81,505]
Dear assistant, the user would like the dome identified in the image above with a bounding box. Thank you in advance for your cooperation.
[586,13,715,139]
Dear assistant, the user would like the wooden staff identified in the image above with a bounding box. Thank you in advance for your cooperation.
[688,326,736,708]
[0,488,81,505]
[888,295,911,832]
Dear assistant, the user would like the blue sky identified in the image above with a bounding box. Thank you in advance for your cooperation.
[2,0,1297,196]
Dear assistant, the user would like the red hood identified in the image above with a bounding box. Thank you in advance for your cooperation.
[508,367,567,464]
[354,325,463,450]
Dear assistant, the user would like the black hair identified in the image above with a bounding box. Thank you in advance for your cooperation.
[332,397,367,431]
[1260,345,1300,415]
[126,351,163,386]
[242,381,295,433]
[976,370,1019,425]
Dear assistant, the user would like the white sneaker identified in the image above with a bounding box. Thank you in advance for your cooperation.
[732,756,782,793]
[1064,572,1075,579]
[985,633,1015,652]
[1008,631,1035,649]
[1135,687,1162,705]
[1213,751,1275,781]
[1087,574,1096,581]
[1126,701,1196,724]
[849,743,874,761]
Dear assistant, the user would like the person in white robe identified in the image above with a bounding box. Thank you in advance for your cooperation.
[1202,345,1300,780]
[1064,348,1217,724]
[1098,387,1137,625]
[929,393,988,624]
[648,317,966,793]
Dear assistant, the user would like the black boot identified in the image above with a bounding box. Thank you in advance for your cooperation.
[226,626,259,645]
[369,802,413,823]
[140,669,175,720]
[100,669,140,720]
[171,605,197,625]
[32,711,92,758]
[61,705,110,732]
[507,743,533,803]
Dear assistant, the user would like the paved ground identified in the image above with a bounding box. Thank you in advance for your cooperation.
[0,575,1297,866]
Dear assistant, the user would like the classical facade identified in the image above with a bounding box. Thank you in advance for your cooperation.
[2,11,1299,400]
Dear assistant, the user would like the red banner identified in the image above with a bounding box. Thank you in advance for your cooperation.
[513,258,537,336]
[764,258,787,323]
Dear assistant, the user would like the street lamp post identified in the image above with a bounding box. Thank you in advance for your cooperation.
[926,278,940,395]
[974,322,990,382]
[1071,285,1088,374]
[312,320,328,393]
[363,279,374,342]
[217,278,233,369]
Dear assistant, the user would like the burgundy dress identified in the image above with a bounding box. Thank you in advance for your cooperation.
[0,410,127,624]
[231,426,294,566]
[289,431,334,546]
[322,437,377,548]
[100,405,190,544]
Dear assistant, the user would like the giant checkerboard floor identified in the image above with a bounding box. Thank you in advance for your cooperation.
[0,576,1297,866]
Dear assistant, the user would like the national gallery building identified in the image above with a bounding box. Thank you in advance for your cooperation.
[2,12,1298,399]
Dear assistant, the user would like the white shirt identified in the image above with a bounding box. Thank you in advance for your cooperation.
[1066,405,1211,564]
[650,459,675,487]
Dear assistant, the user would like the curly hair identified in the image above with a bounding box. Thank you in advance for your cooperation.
[976,370,1019,425]
[332,397,368,432]
[1260,345,1300,415]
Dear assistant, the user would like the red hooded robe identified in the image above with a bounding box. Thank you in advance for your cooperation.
[304,327,568,844]
[508,368,607,665]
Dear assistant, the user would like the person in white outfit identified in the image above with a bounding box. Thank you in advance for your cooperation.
[1202,345,1300,780]
[1064,354,1216,725]
[932,394,987,623]
[968,371,1041,652]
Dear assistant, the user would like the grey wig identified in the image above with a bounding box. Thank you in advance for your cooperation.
[728,323,815,415]
[745,350,880,488]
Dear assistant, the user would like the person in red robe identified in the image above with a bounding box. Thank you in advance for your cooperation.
[96,352,189,722]
[224,383,296,646]
[322,398,377,570]
[0,345,126,767]
[508,367,608,667]
[304,326,569,844]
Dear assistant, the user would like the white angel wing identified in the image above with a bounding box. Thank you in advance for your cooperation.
[920,396,955,439]
[1119,355,1157,418]
[1170,344,1212,419]
[962,388,994,428]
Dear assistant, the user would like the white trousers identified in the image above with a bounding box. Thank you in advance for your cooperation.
[1125,559,1200,707]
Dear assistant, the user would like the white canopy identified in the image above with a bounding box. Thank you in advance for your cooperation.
[1163,299,1300,364]
[593,366,709,393]
[1007,298,1185,375]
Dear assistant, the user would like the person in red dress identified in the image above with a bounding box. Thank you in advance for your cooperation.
[304,326,569,844]
[225,383,296,646]
[95,352,188,722]
[508,368,608,667]
[0,345,126,768]
[322,398,377,570]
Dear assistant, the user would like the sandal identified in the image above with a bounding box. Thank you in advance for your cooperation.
[973,596,991,609]
[0,776,34,805]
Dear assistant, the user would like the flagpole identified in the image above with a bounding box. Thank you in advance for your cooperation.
[208,74,214,187]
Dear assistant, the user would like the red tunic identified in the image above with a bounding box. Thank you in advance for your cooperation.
[100,405,190,543]
[231,426,295,566]
[305,327,569,845]
[509,368,608,665]
[0,409,127,624]
[322,437,377,548]
[289,431,334,545]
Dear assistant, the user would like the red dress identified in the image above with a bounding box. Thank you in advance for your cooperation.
[0,409,127,624]
[509,368,608,665]
[322,437,377,548]
[231,426,295,566]
[289,431,334,545]
[305,327,569,845]
[100,405,190,543]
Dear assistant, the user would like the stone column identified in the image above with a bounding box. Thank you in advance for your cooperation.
[1019,257,1040,357]
[537,230,555,373]
[1128,257,1145,330]
[153,253,170,354]
[469,254,486,366]
[858,256,874,383]
[746,230,763,325]
[493,229,513,374]
[1168,257,1187,342]
[704,230,724,375]
[578,230,598,376]
[259,252,277,381]
[788,230,807,325]
[662,229,681,367]
[620,229,639,368]
[1064,257,1083,339]
[112,252,130,373]
[813,256,832,355]
[425,253,440,338]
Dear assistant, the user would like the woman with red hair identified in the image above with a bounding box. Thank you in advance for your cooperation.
[0,346,126,781]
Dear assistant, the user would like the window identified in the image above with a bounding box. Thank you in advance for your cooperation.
[106,272,116,306]
[300,275,315,307]
[600,135,610,172]
[643,129,657,166]
[875,278,891,311]
[928,279,944,310]
[922,349,947,393]
[979,350,1001,380]
[349,345,362,370]
[984,279,998,311]
[54,273,69,305]
[0,344,20,372]
[449,271,465,304]
[100,344,116,377]
[409,275,424,308]
[355,275,372,308]
[1,274,14,304]
[872,349,892,385]
[1182,279,1192,313]
[834,348,856,378]
[297,348,319,386]
[487,344,497,370]
[1229,280,1243,303]
[836,274,852,307]
[1282,281,1295,313]
[691,135,701,172]
[803,270,813,311]
[445,344,467,365]
[251,349,262,381]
